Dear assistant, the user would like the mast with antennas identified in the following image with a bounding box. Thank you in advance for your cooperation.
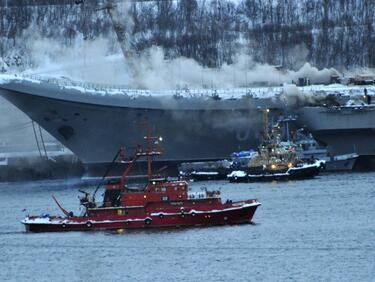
[75,0,160,78]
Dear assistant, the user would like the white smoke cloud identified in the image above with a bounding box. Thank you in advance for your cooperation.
[0,15,340,90]
[4,5,372,93]
[2,1,374,92]
[14,35,341,91]
[18,31,131,85]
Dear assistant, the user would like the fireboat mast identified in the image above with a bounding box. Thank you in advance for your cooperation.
[117,130,162,186]
[144,130,163,180]
[263,108,271,141]
[90,128,162,201]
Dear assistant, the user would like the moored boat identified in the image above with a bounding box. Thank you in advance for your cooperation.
[21,133,261,232]
[293,129,359,171]
[227,160,321,183]
[226,111,322,183]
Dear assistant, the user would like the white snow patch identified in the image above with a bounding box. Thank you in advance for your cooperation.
[2,73,375,102]
[227,170,247,178]
[0,73,41,85]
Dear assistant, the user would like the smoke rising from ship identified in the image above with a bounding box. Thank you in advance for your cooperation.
[5,28,374,114]
[1,1,373,94]
[9,32,340,91]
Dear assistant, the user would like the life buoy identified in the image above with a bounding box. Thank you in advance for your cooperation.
[159,214,164,219]
[86,221,92,228]
[61,223,67,228]
[191,212,196,217]
[145,218,152,225]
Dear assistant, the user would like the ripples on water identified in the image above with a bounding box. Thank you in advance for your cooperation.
[0,173,374,281]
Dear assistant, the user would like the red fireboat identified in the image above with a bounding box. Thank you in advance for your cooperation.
[21,133,261,232]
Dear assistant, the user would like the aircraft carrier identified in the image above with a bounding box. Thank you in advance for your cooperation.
[0,75,284,175]
[1,0,374,174]
[1,74,375,174]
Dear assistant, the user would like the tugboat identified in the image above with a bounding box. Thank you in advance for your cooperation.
[227,145,322,183]
[278,117,359,172]
[21,133,261,232]
[227,110,321,183]
[293,129,358,172]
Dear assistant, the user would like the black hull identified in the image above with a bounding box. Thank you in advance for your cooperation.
[187,171,229,181]
[228,165,321,183]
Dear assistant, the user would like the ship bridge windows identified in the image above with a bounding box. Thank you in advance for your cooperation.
[103,189,121,207]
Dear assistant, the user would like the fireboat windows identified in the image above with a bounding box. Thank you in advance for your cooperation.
[161,196,169,202]
[127,176,149,189]
[103,189,121,207]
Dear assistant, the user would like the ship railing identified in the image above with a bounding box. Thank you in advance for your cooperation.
[188,191,220,199]
[86,202,124,210]
[18,74,281,99]
[22,74,146,93]
[188,191,207,199]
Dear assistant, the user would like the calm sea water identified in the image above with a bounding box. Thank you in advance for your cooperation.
[0,173,374,282]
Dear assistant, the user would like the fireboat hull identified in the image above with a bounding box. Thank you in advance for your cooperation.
[22,201,260,232]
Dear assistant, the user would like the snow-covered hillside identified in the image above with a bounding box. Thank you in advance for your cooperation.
[0,0,374,71]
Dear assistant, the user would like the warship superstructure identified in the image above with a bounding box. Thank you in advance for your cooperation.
[297,103,375,168]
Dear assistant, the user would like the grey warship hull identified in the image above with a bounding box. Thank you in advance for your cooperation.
[2,75,375,174]
[297,106,375,169]
[0,76,278,175]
